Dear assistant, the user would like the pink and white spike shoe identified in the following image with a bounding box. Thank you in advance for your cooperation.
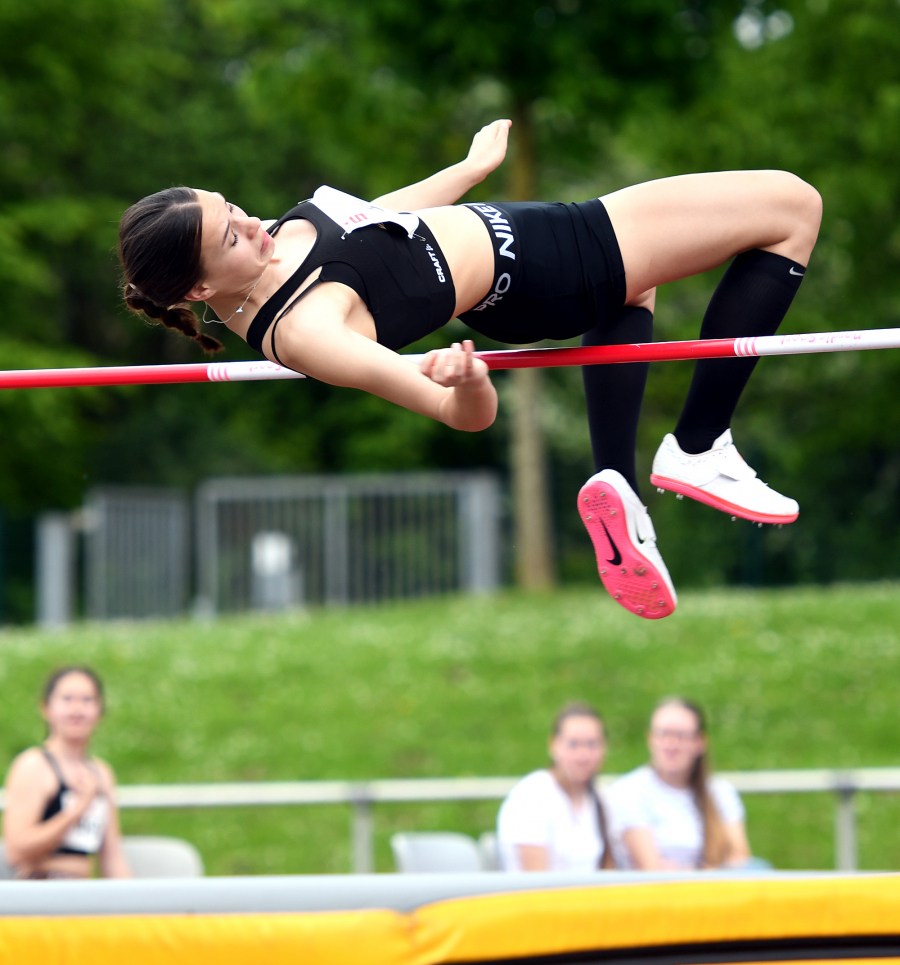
[578,470,677,620]
[650,429,799,524]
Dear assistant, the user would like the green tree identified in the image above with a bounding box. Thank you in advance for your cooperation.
[359,0,730,588]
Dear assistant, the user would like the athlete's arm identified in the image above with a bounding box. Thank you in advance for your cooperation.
[372,119,511,211]
[620,827,683,871]
[515,844,550,871]
[95,761,131,879]
[2,751,98,865]
[271,302,498,432]
[720,820,752,868]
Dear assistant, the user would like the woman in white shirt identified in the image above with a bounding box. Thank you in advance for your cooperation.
[607,697,751,870]
[497,703,614,872]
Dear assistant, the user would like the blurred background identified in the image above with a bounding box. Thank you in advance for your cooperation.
[1,0,900,874]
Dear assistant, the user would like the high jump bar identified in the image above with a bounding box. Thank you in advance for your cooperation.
[0,327,895,390]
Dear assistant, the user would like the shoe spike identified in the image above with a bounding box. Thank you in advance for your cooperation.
[676,494,683,500]
[656,488,665,495]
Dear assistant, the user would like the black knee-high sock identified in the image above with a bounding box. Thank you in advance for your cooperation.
[674,249,806,455]
[582,305,653,497]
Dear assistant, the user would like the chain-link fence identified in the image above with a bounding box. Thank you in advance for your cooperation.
[195,472,501,615]
[35,473,502,622]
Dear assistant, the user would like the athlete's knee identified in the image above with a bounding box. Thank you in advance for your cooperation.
[771,171,822,229]
[626,288,656,313]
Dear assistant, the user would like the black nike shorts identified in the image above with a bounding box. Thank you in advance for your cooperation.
[459,198,627,343]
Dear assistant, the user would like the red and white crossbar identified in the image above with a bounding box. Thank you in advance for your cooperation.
[0,327,896,390]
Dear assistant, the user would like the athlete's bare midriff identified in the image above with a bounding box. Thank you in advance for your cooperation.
[17,852,92,879]
[234,203,495,348]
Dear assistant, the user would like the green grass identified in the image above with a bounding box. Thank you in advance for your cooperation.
[2,582,900,874]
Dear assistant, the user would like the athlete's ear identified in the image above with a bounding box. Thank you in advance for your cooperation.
[185,284,216,303]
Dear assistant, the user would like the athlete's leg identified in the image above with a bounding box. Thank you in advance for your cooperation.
[603,170,820,523]
[581,290,655,498]
[601,170,821,298]
[580,288,678,620]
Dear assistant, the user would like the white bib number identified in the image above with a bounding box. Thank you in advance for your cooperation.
[310,186,420,239]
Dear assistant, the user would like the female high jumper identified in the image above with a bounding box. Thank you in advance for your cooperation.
[118,119,821,620]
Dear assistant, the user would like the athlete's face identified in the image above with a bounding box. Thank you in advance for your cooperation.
[42,673,103,743]
[186,189,273,302]
[647,704,707,786]
[549,715,606,788]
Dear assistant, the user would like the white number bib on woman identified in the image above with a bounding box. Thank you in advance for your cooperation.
[309,186,420,239]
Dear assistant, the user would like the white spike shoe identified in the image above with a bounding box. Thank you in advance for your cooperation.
[650,429,799,524]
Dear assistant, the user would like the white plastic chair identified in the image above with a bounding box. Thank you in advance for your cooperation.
[121,835,204,877]
[390,832,486,873]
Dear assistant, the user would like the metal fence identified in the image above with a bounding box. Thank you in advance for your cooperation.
[0,769,888,874]
[195,472,501,614]
[34,472,502,622]
[84,487,189,620]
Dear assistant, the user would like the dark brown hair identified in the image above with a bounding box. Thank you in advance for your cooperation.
[118,187,222,353]
[551,702,615,870]
[653,696,728,868]
[42,666,105,711]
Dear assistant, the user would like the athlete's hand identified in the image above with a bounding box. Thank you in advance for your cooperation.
[69,766,99,814]
[420,340,490,388]
[466,119,512,181]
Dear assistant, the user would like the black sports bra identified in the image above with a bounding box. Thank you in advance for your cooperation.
[39,748,109,856]
[245,199,457,360]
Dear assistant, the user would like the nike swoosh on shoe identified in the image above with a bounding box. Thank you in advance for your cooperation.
[600,518,622,565]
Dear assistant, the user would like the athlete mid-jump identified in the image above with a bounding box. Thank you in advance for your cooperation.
[118,119,821,619]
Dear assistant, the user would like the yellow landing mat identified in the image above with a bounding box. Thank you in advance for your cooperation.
[2,876,900,965]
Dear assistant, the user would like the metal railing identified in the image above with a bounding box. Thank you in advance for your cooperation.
[3,768,896,873]
[195,471,502,613]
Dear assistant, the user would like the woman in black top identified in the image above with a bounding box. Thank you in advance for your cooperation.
[119,119,821,619]
[3,667,130,878]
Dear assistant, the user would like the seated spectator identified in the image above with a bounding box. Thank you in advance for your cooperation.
[497,702,614,872]
[607,697,751,870]
[3,666,130,879]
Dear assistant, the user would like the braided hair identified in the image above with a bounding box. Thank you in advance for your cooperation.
[118,187,223,354]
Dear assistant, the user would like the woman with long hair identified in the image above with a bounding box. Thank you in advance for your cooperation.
[496,702,614,872]
[607,697,751,870]
[118,119,821,620]
[3,667,130,879]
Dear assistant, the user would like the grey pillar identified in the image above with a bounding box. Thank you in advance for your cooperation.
[458,475,501,593]
[36,513,75,628]
[324,488,349,605]
[835,786,857,871]
[351,792,374,874]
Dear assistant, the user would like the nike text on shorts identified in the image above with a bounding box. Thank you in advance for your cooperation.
[578,470,677,620]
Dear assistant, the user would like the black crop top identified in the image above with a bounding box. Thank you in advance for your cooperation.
[39,747,109,856]
[246,199,457,357]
